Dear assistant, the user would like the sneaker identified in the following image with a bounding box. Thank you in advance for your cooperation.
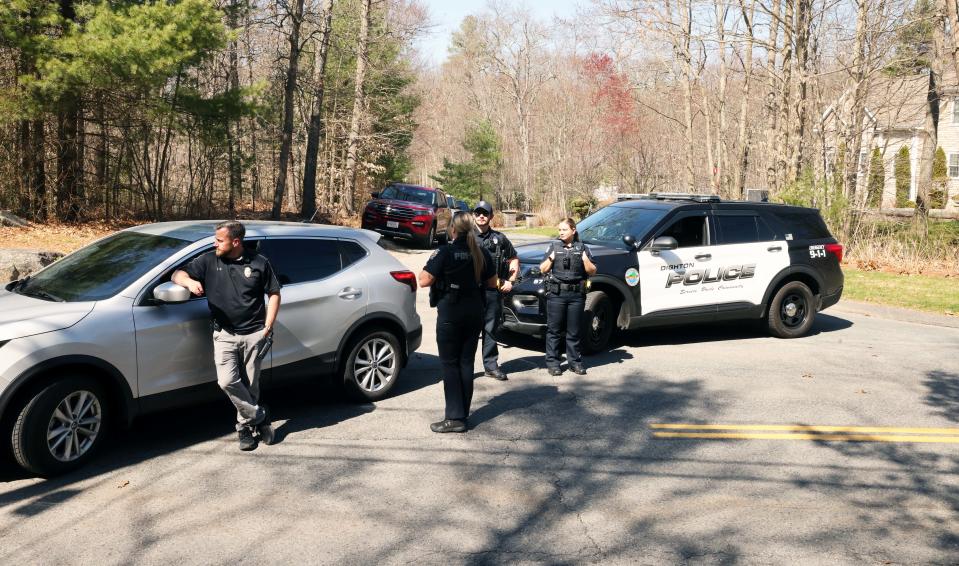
[430,419,467,433]
[256,407,275,446]
[238,426,257,451]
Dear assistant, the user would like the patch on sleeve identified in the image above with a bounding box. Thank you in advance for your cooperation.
[429,249,439,260]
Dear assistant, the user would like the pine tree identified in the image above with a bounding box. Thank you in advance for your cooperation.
[866,148,885,207]
[894,145,912,207]
[931,146,947,209]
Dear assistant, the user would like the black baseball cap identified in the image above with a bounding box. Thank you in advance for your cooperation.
[474,201,493,215]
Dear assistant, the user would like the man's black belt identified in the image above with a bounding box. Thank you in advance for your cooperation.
[212,320,262,335]
[547,280,586,293]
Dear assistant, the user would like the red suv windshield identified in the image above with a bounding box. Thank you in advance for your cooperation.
[380,185,435,206]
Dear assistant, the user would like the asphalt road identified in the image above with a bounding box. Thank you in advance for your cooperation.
[2,240,958,565]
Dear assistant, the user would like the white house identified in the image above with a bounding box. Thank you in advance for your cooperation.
[821,69,959,210]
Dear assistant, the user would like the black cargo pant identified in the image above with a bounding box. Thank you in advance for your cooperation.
[482,288,502,371]
[545,289,585,369]
[436,294,484,421]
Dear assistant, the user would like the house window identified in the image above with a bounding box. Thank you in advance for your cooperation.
[858,150,868,173]
[954,98,959,124]
[949,153,959,178]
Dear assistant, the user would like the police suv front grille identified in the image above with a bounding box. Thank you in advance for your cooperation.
[369,202,416,221]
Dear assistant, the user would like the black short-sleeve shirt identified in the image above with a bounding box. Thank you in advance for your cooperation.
[477,229,518,283]
[424,237,496,284]
[183,250,281,334]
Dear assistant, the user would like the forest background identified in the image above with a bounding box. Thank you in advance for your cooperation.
[0,0,957,276]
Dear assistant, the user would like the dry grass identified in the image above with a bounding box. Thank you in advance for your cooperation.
[844,219,959,276]
[0,221,127,254]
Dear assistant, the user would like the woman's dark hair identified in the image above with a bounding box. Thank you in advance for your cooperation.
[559,217,579,242]
[451,211,485,283]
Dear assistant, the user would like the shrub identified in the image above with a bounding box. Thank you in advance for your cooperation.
[894,145,911,207]
[568,195,598,220]
[867,147,885,207]
[930,146,947,209]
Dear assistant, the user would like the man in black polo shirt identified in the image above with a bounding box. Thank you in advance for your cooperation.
[173,221,282,451]
[473,201,519,381]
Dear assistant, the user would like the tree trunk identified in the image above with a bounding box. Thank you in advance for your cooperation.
[788,0,812,183]
[302,0,334,220]
[841,0,870,236]
[32,119,46,221]
[680,0,696,191]
[341,0,372,218]
[272,0,305,219]
[917,0,946,220]
[774,0,794,193]
[226,0,244,215]
[735,0,757,198]
[715,0,729,194]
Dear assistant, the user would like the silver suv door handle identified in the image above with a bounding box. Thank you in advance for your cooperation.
[694,254,711,261]
[338,287,362,300]
[767,246,782,252]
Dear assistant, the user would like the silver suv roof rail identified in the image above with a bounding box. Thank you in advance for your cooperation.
[617,192,721,203]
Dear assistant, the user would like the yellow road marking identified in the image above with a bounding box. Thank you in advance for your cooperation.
[649,423,959,435]
[651,432,959,443]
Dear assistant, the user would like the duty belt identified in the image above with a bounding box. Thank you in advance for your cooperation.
[547,280,586,294]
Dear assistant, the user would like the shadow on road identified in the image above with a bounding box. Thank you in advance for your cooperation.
[0,353,443,486]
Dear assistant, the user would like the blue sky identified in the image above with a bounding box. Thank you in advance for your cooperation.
[415,0,585,65]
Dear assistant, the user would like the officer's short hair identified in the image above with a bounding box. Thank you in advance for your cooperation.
[216,220,245,241]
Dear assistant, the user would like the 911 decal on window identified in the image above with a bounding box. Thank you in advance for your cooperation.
[809,245,826,259]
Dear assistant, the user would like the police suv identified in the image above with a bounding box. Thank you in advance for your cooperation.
[501,193,844,353]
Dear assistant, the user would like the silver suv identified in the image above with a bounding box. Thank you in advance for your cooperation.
[0,221,422,476]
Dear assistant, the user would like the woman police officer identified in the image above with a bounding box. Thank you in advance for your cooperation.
[539,217,597,376]
[419,212,496,433]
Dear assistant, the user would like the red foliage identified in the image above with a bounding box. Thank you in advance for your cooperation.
[582,53,638,137]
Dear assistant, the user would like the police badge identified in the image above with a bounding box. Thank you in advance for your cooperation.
[244,266,252,278]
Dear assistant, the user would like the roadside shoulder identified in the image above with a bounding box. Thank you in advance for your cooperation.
[831,299,959,329]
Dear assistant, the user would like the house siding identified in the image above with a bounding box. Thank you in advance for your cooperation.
[939,97,959,208]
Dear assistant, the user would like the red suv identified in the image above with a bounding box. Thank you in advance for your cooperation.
[362,183,453,248]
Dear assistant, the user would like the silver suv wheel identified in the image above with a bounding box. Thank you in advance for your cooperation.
[47,390,102,462]
[353,337,396,394]
[343,330,402,401]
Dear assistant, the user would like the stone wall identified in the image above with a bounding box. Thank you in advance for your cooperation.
[0,250,64,282]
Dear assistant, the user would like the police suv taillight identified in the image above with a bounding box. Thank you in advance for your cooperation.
[390,270,417,292]
[825,243,843,263]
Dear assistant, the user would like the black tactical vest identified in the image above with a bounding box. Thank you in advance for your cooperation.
[549,240,586,283]
[430,247,481,306]
[480,231,507,279]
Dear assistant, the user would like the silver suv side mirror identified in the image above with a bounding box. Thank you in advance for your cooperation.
[153,281,192,304]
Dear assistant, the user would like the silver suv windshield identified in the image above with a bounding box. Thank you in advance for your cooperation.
[13,232,191,302]
[577,204,668,248]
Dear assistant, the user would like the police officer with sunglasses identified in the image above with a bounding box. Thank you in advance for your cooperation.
[472,201,519,381]
[539,217,597,376]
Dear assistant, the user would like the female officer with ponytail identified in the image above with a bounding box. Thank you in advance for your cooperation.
[419,212,496,433]
[539,217,597,376]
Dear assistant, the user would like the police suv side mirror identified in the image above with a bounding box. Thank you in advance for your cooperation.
[650,236,679,252]
[153,281,192,304]
[370,191,379,198]
[622,235,641,250]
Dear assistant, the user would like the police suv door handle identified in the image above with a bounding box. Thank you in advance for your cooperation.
[767,246,782,252]
[694,253,712,261]
[337,287,362,300]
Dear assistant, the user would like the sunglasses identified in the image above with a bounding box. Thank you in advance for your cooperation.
[473,211,489,217]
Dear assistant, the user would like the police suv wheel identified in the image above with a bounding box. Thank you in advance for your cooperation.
[11,376,110,477]
[582,291,614,354]
[343,330,401,401]
[767,281,816,338]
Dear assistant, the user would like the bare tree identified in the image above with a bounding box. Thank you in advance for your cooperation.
[340,0,372,217]
[272,0,306,219]
[302,0,335,220]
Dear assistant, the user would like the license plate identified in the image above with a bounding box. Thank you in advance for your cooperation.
[387,221,399,228]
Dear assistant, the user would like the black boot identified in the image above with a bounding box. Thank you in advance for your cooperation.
[238,425,257,451]
[430,419,467,433]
